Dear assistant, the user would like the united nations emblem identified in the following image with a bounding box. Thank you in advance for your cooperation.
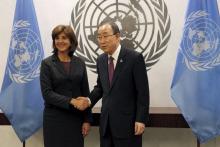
[71,0,171,72]
[181,11,220,71]
[7,20,44,83]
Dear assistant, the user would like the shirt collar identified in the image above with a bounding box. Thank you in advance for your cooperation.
[109,44,121,62]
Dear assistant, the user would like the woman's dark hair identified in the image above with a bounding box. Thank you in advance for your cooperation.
[52,25,78,57]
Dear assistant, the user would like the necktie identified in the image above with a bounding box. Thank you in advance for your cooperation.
[108,56,114,85]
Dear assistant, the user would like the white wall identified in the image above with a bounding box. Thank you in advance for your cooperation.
[0,0,188,107]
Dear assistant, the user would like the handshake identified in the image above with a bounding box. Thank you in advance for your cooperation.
[70,97,91,111]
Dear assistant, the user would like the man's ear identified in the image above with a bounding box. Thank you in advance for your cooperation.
[115,33,120,39]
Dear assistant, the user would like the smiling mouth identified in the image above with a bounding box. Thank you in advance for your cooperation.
[101,46,107,49]
[57,44,67,48]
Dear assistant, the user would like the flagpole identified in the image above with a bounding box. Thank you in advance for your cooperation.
[197,139,200,147]
[23,141,25,147]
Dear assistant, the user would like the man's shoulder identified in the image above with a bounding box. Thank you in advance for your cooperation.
[122,47,141,58]
[97,53,107,61]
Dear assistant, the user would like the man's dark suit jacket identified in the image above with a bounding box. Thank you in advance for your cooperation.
[89,47,149,138]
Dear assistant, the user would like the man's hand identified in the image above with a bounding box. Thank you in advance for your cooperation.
[70,97,90,111]
[82,122,91,137]
[134,122,145,135]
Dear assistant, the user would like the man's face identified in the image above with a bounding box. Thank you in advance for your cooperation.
[97,24,120,55]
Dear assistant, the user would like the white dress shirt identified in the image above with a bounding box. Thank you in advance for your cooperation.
[108,44,121,69]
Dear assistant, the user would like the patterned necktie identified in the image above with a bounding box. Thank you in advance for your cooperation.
[108,56,114,85]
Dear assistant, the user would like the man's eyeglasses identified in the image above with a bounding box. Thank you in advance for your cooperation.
[96,34,115,40]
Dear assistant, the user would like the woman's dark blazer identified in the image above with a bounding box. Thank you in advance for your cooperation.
[40,54,92,122]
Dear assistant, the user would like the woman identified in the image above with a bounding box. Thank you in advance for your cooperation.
[40,25,92,147]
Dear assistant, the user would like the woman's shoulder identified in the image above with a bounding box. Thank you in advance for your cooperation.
[41,55,54,64]
[72,55,85,64]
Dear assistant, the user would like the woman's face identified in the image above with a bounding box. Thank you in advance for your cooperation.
[55,32,71,53]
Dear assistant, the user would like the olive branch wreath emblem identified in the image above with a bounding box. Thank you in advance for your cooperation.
[181,11,220,71]
[72,0,171,72]
[8,20,41,83]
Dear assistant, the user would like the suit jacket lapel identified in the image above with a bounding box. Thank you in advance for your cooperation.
[100,54,110,90]
[52,55,68,76]
[68,56,77,79]
[110,48,126,89]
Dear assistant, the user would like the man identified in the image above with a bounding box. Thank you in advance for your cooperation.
[73,21,149,147]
